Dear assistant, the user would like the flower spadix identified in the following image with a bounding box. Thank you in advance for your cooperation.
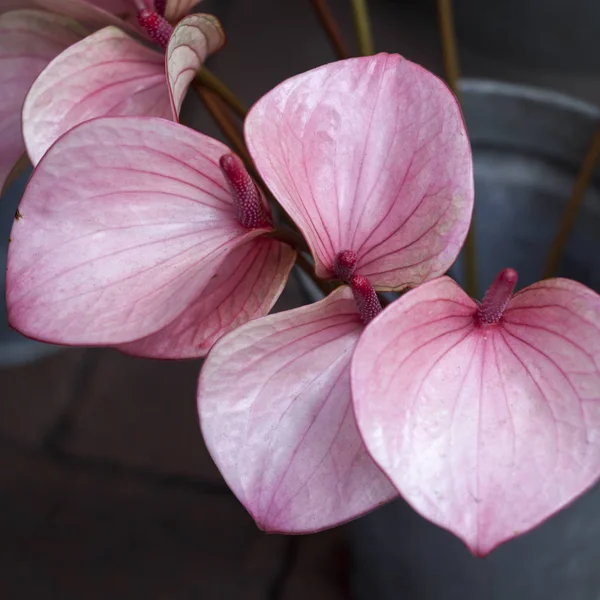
[352,269,600,556]
[245,53,474,290]
[199,54,475,533]
[6,116,295,358]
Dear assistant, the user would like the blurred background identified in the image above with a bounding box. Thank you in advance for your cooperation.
[2,0,600,598]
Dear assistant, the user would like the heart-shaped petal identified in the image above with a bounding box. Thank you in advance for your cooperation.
[199,286,397,533]
[352,276,600,556]
[119,237,295,358]
[23,27,172,166]
[166,13,225,118]
[0,10,83,189]
[245,53,473,290]
[7,116,274,353]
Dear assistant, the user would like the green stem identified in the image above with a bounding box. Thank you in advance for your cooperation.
[195,68,248,119]
[543,124,600,278]
[310,0,350,59]
[350,0,374,56]
[436,0,478,297]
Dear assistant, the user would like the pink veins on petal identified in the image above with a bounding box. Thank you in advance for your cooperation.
[245,53,474,291]
[199,287,397,533]
[352,270,600,556]
[7,116,295,358]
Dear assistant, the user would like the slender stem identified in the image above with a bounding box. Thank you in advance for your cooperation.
[310,0,350,59]
[543,124,600,278]
[350,0,374,56]
[296,253,332,296]
[437,0,477,297]
[1,153,30,199]
[193,82,250,162]
[195,68,248,119]
[266,228,310,253]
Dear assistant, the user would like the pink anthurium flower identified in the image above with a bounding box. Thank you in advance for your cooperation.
[0,0,218,190]
[352,269,600,556]
[198,53,474,533]
[22,6,223,167]
[6,116,296,358]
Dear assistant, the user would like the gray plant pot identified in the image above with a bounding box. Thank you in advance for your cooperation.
[1,170,61,367]
[453,0,600,74]
[350,80,600,599]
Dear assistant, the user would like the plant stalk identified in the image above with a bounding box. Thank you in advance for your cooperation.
[195,68,248,119]
[310,0,350,59]
[437,0,478,298]
[350,0,374,56]
[296,253,333,296]
[543,124,600,278]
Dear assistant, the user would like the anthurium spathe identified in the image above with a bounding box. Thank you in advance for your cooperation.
[245,53,474,290]
[22,10,224,166]
[199,287,398,533]
[352,269,600,556]
[0,0,145,191]
[0,9,84,191]
[6,116,295,358]
[198,54,474,533]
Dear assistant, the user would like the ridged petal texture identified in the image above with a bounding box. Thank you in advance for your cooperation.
[352,276,600,556]
[199,287,397,533]
[245,53,473,290]
[7,117,294,358]
[166,13,225,117]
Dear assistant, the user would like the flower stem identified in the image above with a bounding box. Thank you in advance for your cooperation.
[543,124,600,278]
[193,82,250,161]
[195,68,248,119]
[310,0,350,59]
[350,0,374,56]
[436,0,477,298]
[296,253,333,296]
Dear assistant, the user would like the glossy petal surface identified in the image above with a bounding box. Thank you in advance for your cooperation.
[352,276,600,555]
[199,287,397,533]
[0,10,82,189]
[165,0,198,21]
[246,53,473,290]
[24,27,171,165]
[166,13,225,117]
[120,238,295,358]
[8,117,271,350]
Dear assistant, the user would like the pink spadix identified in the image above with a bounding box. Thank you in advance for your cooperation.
[333,251,381,324]
[220,154,271,230]
[353,268,600,556]
[477,268,518,325]
[350,275,382,325]
[137,8,173,49]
